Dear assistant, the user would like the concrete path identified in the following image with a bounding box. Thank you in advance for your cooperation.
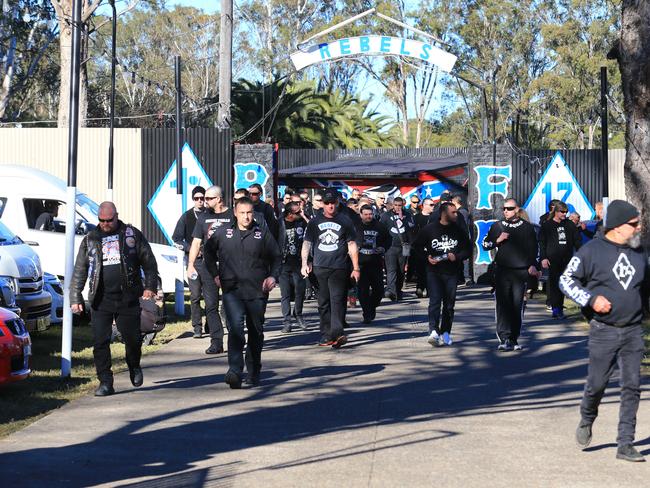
[1,286,649,487]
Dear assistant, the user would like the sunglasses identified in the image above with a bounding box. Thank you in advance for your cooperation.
[323,201,337,206]
[249,192,261,196]
[98,216,115,223]
[557,210,568,214]
[503,206,516,211]
[205,196,218,201]
[193,196,204,201]
[626,221,640,228]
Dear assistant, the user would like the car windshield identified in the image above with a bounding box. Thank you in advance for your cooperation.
[76,193,100,223]
[0,220,22,246]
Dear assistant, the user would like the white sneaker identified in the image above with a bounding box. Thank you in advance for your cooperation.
[442,332,453,346]
[427,330,440,346]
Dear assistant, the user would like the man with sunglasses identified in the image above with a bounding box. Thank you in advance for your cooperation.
[302,189,360,348]
[186,185,229,353]
[71,202,158,396]
[412,198,436,297]
[540,201,581,319]
[483,198,539,352]
[560,200,647,462]
[248,183,279,239]
[278,201,308,332]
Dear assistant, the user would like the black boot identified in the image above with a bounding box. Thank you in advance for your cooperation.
[94,382,115,397]
[129,367,143,387]
[205,340,224,354]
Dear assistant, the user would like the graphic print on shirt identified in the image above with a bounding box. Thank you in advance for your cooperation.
[285,226,304,256]
[361,229,378,254]
[613,253,636,290]
[557,226,567,246]
[207,218,232,239]
[317,221,342,252]
[559,256,591,306]
[102,235,120,266]
[430,235,458,254]
[391,216,405,235]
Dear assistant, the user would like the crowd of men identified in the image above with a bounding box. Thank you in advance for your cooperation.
[68,186,647,462]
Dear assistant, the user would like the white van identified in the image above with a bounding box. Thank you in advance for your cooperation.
[0,220,51,332]
[0,165,182,294]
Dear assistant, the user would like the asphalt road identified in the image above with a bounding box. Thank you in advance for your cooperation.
[1,285,649,487]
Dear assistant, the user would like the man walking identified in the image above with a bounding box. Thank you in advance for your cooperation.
[413,197,436,297]
[172,185,209,337]
[540,201,581,319]
[302,189,360,348]
[278,201,308,333]
[560,200,647,462]
[483,198,539,351]
[205,197,281,389]
[414,202,470,346]
[186,185,228,353]
[380,196,415,301]
[248,183,279,238]
[357,204,390,323]
[71,202,158,396]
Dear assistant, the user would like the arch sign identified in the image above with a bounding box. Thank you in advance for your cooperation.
[291,35,457,73]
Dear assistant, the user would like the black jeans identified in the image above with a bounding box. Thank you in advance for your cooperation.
[385,246,406,297]
[222,292,266,377]
[91,299,141,384]
[358,260,384,320]
[188,258,224,340]
[548,259,570,309]
[494,266,529,342]
[426,270,458,334]
[581,321,644,446]
[314,267,348,341]
[279,263,306,322]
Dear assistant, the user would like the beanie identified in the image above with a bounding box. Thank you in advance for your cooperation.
[604,200,639,230]
[192,186,206,198]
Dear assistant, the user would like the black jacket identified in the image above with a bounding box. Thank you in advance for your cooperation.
[560,237,649,326]
[71,221,158,307]
[254,200,279,239]
[380,210,416,248]
[483,218,538,269]
[204,221,281,299]
[172,207,203,255]
[357,219,391,266]
[539,218,581,263]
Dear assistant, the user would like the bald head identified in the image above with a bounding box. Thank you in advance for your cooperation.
[98,201,118,233]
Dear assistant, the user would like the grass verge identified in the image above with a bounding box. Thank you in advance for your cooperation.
[0,305,190,439]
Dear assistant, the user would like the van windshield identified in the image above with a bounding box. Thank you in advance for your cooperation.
[76,194,100,220]
[0,221,22,246]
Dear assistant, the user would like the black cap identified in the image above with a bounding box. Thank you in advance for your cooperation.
[604,200,639,230]
[322,189,339,204]
[192,186,206,198]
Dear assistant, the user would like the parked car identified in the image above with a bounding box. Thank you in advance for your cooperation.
[0,220,51,333]
[0,307,32,385]
[0,165,182,294]
[43,272,64,324]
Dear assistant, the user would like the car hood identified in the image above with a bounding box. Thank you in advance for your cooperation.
[0,243,42,280]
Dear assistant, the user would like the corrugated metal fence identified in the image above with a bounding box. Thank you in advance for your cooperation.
[141,128,232,244]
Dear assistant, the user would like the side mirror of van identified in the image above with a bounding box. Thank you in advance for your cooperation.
[24,241,40,246]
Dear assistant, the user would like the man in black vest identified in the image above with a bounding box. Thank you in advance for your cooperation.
[380,197,415,301]
[248,183,279,239]
[70,202,158,396]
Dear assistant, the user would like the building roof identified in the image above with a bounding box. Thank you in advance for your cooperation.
[279,153,468,178]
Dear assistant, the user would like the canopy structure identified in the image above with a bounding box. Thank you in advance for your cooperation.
[279,152,468,179]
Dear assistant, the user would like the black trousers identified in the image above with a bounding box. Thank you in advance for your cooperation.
[222,292,265,377]
[494,266,529,342]
[385,246,406,297]
[548,259,570,309]
[581,321,644,446]
[358,261,384,320]
[426,270,458,334]
[91,299,141,384]
[188,258,224,340]
[279,263,306,322]
[411,250,427,291]
[314,267,348,341]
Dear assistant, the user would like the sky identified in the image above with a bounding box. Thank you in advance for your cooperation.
[109,0,458,124]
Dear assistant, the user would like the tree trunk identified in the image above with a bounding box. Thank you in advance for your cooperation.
[57,17,88,128]
[617,1,650,242]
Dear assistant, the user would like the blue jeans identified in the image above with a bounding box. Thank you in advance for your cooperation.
[426,270,458,334]
[222,292,266,377]
[581,321,644,446]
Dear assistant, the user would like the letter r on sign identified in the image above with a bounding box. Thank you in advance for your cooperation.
[474,165,512,210]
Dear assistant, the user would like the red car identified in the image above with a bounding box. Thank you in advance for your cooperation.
[0,307,32,385]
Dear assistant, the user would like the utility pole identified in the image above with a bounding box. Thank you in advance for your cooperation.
[218,0,233,129]
[174,55,184,317]
[107,0,117,201]
[61,0,83,378]
[600,66,609,199]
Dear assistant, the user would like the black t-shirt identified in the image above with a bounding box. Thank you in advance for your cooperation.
[305,212,357,270]
[99,231,122,299]
[358,220,391,266]
[283,219,306,266]
[192,209,234,255]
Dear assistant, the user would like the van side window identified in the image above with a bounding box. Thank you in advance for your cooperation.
[0,197,6,218]
[24,199,63,232]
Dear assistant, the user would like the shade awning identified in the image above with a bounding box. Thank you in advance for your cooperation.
[280,153,468,178]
